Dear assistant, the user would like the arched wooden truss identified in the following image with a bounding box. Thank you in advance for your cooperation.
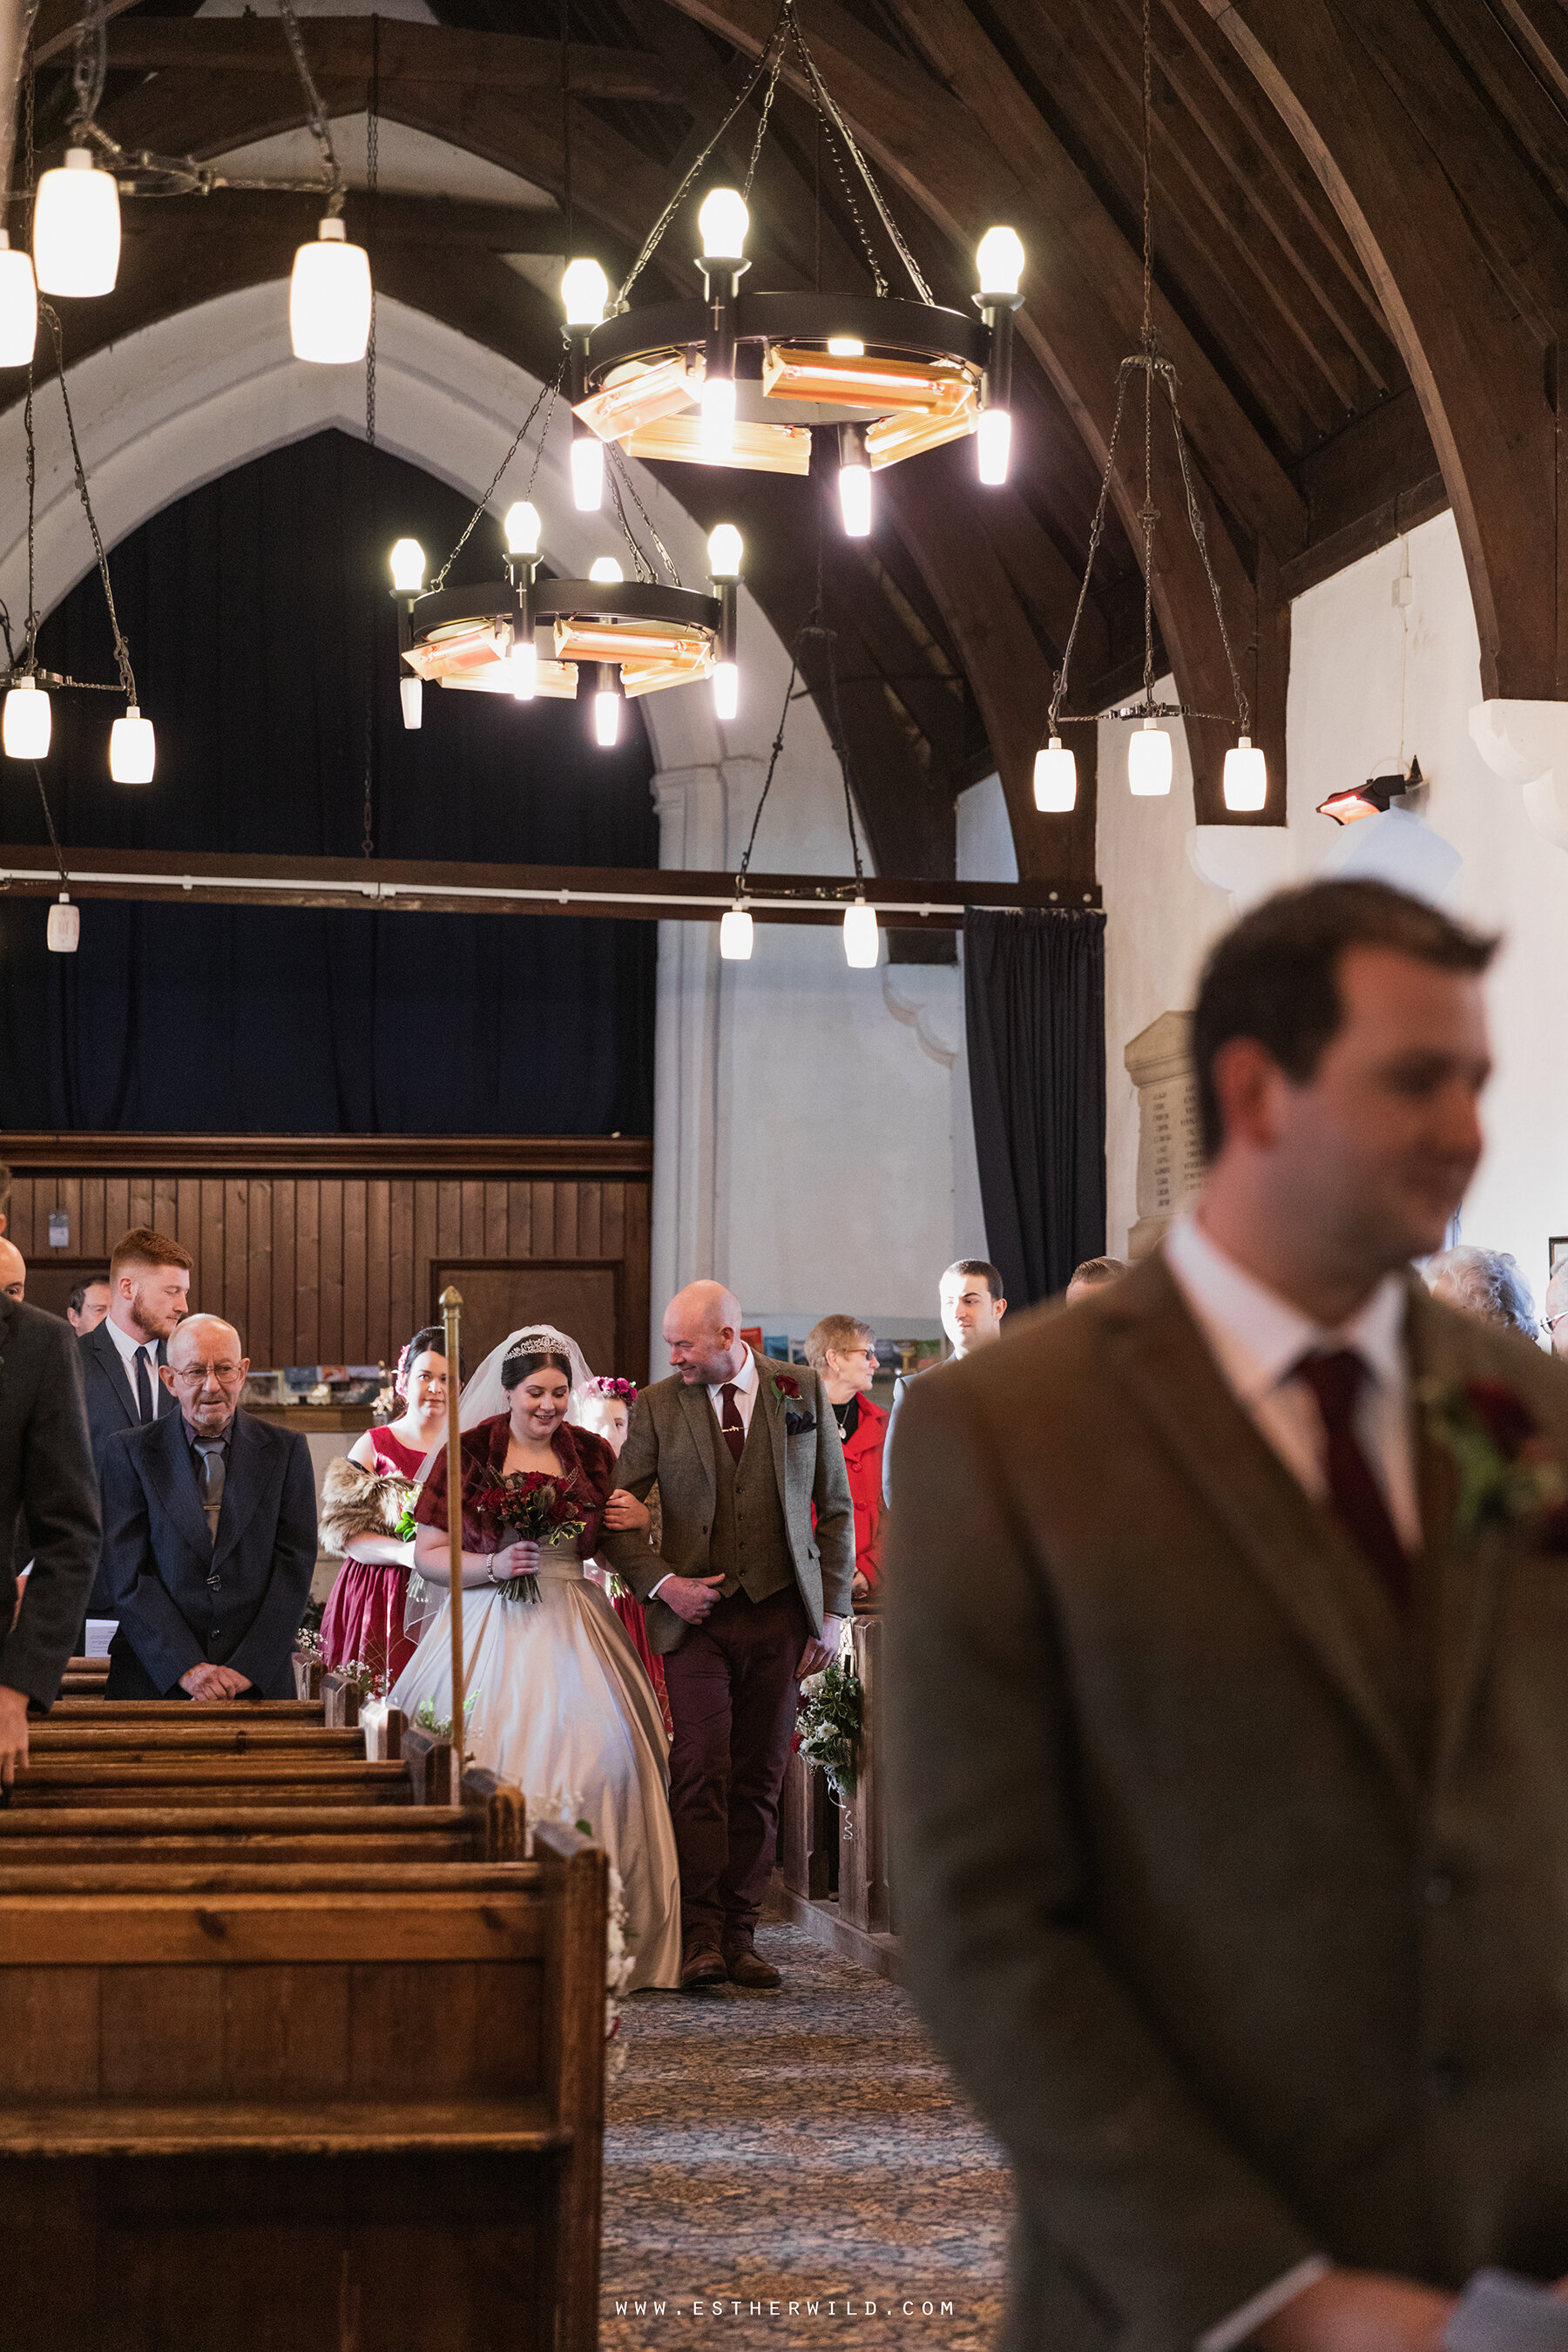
[12,0,1563,892]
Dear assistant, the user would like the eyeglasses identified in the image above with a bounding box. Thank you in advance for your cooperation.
[1548,1314,1568,1335]
[168,1362,244,1385]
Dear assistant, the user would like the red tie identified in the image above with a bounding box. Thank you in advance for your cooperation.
[1295,1348,1410,1612]
[720,1382,746,1465]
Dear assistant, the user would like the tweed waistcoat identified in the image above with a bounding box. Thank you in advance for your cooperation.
[707,1400,794,1604]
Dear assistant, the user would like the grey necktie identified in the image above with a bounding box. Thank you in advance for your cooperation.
[193,1439,226,1547]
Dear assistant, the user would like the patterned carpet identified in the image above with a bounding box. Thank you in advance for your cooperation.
[601,1923,1011,2349]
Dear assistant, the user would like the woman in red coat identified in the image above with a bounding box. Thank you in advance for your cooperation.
[804,1315,888,1603]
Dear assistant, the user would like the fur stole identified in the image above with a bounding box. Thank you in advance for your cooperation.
[320,1456,414,1558]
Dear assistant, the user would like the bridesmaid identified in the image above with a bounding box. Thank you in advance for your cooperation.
[583,1375,672,1737]
[318,1325,449,1686]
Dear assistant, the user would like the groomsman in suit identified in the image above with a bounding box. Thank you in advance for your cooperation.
[605,1281,855,1990]
[0,1291,100,1784]
[100,1314,316,1700]
[890,879,1568,2352]
[78,1227,190,1617]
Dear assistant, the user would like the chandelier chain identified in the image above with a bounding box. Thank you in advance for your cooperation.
[605,441,681,587]
[22,44,37,667]
[278,0,344,211]
[428,357,565,596]
[41,301,136,703]
[69,0,105,139]
[781,3,928,303]
[362,22,379,862]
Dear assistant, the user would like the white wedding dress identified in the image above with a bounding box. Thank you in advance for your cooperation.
[389,1539,682,1992]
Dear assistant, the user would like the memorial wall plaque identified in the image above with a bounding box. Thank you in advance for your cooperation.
[1125,1010,1202,1260]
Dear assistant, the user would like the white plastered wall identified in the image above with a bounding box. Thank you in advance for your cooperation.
[0,285,973,1364]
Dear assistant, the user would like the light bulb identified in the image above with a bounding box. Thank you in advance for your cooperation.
[0,235,37,366]
[977,408,1011,485]
[510,633,537,701]
[595,687,622,747]
[588,557,625,585]
[843,897,879,970]
[571,434,605,512]
[289,219,372,364]
[389,537,425,592]
[561,256,609,327]
[1128,717,1173,797]
[32,149,120,298]
[3,678,51,759]
[109,704,155,784]
[504,501,541,557]
[1223,733,1267,813]
[701,373,736,462]
[713,661,739,722]
[720,902,754,961]
[976,225,1025,300]
[827,337,864,356]
[698,186,749,260]
[46,892,78,954]
[1033,736,1077,813]
[400,675,423,729]
[839,453,872,539]
[707,523,743,580]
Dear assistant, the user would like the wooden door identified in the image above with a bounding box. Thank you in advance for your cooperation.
[432,1260,623,1383]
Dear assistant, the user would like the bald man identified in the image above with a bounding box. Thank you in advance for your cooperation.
[604,1280,855,1990]
[0,1238,25,1301]
[99,1313,316,1700]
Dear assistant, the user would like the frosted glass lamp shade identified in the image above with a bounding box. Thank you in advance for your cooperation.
[720,904,754,960]
[588,557,625,585]
[839,456,872,539]
[976,225,1024,298]
[713,661,739,722]
[1223,734,1267,813]
[109,704,155,783]
[400,675,423,729]
[504,501,541,557]
[3,678,51,759]
[33,150,120,297]
[290,220,371,364]
[1128,718,1173,797]
[389,537,425,591]
[843,897,880,969]
[570,435,605,512]
[701,373,736,461]
[706,523,743,580]
[1033,737,1078,813]
[510,635,537,701]
[699,187,749,260]
[827,337,864,356]
[561,257,609,327]
[594,687,622,747]
[0,236,37,365]
[46,892,78,953]
[977,408,1011,485]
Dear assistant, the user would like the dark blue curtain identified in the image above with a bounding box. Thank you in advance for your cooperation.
[0,428,658,1133]
[963,908,1107,1307]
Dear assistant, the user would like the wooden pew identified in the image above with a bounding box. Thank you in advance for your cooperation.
[56,1655,111,1696]
[4,1755,417,1808]
[51,1700,327,1725]
[0,1823,606,2352]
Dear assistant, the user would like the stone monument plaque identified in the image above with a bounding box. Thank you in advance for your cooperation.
[1125,1010,1202,1260]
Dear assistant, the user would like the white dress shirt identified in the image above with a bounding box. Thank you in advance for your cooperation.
[1165,1213,1416,2349]
[102,1309,159,1416]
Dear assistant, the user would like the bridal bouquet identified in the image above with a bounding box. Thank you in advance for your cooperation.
[474,1471,588,1605]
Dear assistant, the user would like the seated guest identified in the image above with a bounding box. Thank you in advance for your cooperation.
[1425,1242,1538,1337]
[67,1274,111,1335]
[1066,1254,1126,1302]
[319,1323,449,1687]
[0,1238,25,1301]
[884,1259,1007,1507]
[0,1288,100,1787]
[804,1315,887,1602]
[100,1314,316,1701]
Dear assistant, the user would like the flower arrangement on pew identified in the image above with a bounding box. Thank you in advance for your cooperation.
[527,1793,636,2070]
[794,1656,864,1801]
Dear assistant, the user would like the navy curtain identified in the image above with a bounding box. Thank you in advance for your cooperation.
[0,429,658,1133]
[963,908,1107,1307]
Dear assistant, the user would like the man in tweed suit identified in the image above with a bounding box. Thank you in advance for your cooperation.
[605,1281,855,1991]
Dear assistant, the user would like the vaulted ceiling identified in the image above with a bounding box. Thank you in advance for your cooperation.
[13,0,1568,890]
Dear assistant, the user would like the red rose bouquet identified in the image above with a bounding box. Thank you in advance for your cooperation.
[474,1470,588,1604]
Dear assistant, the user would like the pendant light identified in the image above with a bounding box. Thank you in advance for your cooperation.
[842,896,880,970]
[696,189,748,465]
[289,218,372,363]
[1222,735,1267,813]
[839,425,872,538]
[975,226,1024,488]
[707,523,742,723]
[720,900,754,960]
[47,891,79,953]
[564,259,610,510]
[399,676,422,729]
[3,677,51,759]
[0,233,37,366]
[504,502,542,700]
[1127,717,1173,797]
[32,149,120,297]
[1033,736,1078,813]
[109,704,155,783]
[593,664,623,747]
[389,537,425,592]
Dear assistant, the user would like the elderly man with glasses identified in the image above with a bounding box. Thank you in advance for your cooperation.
[100,1313,316,1700]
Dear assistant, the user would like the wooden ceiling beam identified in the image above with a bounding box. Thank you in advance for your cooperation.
[1207,0,1564,702]
[117,188,572,253]
[97,18,682,102]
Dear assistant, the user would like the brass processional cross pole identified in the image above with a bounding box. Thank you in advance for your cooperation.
[441,1284,464,1805]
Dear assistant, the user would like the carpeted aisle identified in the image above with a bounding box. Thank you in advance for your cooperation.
[601,1924,1010,2348]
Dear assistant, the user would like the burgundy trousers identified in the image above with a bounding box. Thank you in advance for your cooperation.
[662,1582,808,1950]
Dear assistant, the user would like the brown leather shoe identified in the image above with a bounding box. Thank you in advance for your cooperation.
[679,1946,727,1990]
[723,1943,781,1990]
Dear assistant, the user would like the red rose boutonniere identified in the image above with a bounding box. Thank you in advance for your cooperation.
[1420,1376,1568,1551]
[768,1368,816,1438]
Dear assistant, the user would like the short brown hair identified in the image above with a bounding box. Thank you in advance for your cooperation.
[804,1315,875,1374]
[1069,1257,1125,1289]
[1193,880,1496,1159]
[109,1226,193,1286]
[943,1258,1005,1301]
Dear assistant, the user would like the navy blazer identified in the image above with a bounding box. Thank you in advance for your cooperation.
[78,1319,177,1617]
[98,1407,317,1700]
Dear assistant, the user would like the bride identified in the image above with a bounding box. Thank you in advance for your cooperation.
[389,1324,681,1991]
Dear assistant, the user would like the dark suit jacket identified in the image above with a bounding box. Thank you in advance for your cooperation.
[0,1297,100,1707]
[78,1319,175,1616]
[601,1351,855,1653]
[887,1252,1568,2349]
[99,1407,317,1700]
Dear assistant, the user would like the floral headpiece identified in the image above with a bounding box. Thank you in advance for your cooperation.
[590,1375,637,1402]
